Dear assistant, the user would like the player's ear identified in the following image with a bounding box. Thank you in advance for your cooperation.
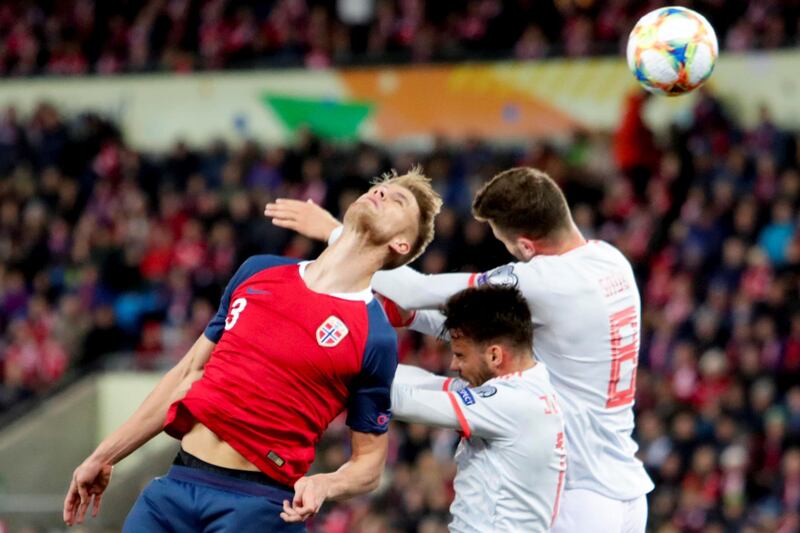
[388,237,411,257]
[516,236,536,261]
[488,345,503,368]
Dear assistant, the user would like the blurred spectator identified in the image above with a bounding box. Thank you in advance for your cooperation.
[0,4,797,527]
[0,1,795,75]
[614,91,660,201]
[1,78,800,530]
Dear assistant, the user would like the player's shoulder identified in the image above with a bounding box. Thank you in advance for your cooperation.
[360,300,398,375]
[521,362,556,391]
[524,240,634,284]
[472,372,532,401]
[454,377,538,427]
[486,364,554,395]
[230,254,299,284]
[221,255,300,295]
[364,299,398,349]
[238,254,300,274]
[587,240,633,264]
[527,239,623,265]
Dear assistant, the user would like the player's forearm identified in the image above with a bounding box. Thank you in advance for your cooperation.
[89,335,214,465]
[320,431,388,500]
[390,384,464,430]
[87,413,167,466]
[394,364,462,391]
[372,268,471,309]
[320,457,383,500]
[87,367,183,465]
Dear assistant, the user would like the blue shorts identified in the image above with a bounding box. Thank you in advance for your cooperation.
[122,464,306,533]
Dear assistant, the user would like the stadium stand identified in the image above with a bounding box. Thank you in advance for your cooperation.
[1,88,799,530]
[0,0,797,74]
[2,2,800,532]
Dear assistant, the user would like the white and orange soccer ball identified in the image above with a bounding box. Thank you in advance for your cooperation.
[626,6,718,96]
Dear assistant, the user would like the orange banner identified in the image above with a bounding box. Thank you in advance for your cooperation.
[341,65,581,140]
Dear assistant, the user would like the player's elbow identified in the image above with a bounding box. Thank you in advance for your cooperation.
[347,431,388,495]
[362,470,382,492]
[353,458,384,494]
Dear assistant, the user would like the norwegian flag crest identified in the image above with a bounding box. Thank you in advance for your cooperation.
[316,315,349,347]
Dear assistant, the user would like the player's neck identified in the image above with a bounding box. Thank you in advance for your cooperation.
[534,225,587,256]
[303,229,382,294]
[498,356,536,376]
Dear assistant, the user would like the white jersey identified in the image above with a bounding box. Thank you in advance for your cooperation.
[374,240,654,500]
[391,364,566,533]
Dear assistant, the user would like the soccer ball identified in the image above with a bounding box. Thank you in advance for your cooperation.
[626,6,718,96]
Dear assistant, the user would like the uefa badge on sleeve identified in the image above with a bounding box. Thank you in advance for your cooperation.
[317,316,349,347]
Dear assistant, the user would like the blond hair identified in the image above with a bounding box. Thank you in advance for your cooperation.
[375,166,442,269]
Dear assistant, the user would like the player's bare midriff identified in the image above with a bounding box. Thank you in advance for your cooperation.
[181,422,261,471]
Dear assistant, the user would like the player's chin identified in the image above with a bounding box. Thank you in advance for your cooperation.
[351,208,390,239]
[344,202,373,228]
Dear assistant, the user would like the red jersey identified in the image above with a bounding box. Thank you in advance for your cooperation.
[164,256,397,485]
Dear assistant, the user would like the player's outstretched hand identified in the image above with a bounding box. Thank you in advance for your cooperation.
[63,458,113,526]
[264,198,341,242]
[280,474,330,523]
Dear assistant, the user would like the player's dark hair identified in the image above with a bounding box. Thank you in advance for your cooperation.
[442,286,533,354]
[472,167,570,240]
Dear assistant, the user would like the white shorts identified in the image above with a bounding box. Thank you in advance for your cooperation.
[550,488,647,533]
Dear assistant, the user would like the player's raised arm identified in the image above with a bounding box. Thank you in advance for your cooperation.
[63,333,215,526]
[264,198,342,242]
[372,267,473,310]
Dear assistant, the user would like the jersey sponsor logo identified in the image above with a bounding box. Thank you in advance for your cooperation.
[457,388,476,406]
[267,450,285,467]
[246,287,271,295]
[472,385,497,398]
[476,265,518,288]
[316,315,349,347]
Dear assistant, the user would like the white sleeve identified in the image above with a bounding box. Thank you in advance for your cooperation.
[327,225,344,245]
[391,381,519,440]
[409,310,447,338]
[372,261,530,310]
[332,229,471,309]
[394,364,467,391]
[372,267,472,309]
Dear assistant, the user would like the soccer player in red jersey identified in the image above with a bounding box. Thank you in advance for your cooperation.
[62,170,442,532]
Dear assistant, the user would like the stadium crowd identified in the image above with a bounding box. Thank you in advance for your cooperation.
[1,86,800,531]
[0,0,797,74]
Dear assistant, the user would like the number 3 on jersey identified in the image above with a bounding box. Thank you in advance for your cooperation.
[606,306,638,408]
[225,297,248,330]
